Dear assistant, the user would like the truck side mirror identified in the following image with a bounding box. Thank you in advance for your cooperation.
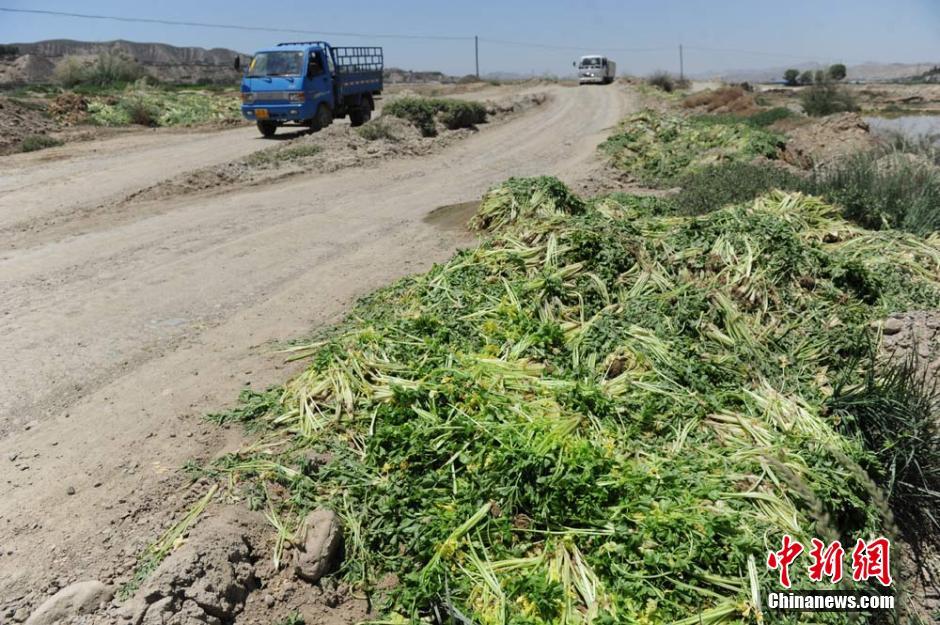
[234,56,241,71]
[572,61,576,67]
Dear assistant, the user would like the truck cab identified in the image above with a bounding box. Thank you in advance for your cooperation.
[576,55,616,85]
[240,42,383,137]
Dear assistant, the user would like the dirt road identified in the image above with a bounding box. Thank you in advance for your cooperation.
[0,83,637,613]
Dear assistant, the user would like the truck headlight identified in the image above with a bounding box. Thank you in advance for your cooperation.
[241,92,255,103]
[288,92,305,102]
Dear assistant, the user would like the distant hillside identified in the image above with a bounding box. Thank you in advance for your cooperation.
[0,39,245,85]
[0,39,469,87]
[703,61,940,83]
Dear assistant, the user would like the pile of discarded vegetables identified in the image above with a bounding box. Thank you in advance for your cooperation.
[198,176,939,624]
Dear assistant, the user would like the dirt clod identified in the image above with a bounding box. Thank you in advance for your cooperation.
[123,506,265,625]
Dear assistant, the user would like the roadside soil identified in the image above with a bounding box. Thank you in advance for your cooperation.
[0,82,638,622]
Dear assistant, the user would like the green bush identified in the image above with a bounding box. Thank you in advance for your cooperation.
[120,95,160,126]
[55,52,146,88]
[800,81,859,116]
[783,69,799,86]
[808,151,940,235]
[20,134,63,152]
[671,161,804,215]
[438,100,486,130]
[384,97,487,137]
[357,118,400,141]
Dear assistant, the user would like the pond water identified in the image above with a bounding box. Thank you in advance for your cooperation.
[864,115,940,144]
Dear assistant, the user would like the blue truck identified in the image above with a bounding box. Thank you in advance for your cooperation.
[237,42,383,137]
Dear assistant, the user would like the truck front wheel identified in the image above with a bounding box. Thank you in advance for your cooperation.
[257,121,277,137]
[311,104,332,132]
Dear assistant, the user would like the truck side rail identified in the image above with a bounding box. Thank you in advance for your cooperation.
[332,46,383,96]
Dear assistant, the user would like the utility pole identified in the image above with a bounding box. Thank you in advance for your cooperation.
[679,44,684,81]
[475,35,479,78]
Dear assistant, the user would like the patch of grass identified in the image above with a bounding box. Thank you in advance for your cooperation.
[697,107,796,129]
[800,81,859,116]
[807,150,940,235]
[244,142,321,167]
[20,134,63,152]
[601,109,784,185]
[830,353,940,550]
[357,118,400,141]
[384,96,486,137]
[201,177,940,624]
[671,160,804,215]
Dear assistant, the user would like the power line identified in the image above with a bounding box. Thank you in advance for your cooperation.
[0,7,473,41]
[479,37,671,53]
[2,7,672,54]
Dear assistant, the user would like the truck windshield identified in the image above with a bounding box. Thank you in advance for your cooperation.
[580,58,602,67]
[248,51,304,77]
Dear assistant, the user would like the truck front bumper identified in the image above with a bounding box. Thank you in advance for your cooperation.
[579,76,605,84]
[241,104,310,123]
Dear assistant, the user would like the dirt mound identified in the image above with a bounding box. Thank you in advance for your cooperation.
[114,506,267,625]
[48,92,89,125]
[0,96,57,154]
[781,112,878,169]
[0,54,56,85]
[681,86,758,114]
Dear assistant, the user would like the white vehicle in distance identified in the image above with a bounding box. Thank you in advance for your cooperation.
[575,55,616,85]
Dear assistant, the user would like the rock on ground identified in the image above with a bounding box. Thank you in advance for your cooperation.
[25,580,113,625]
[294,509,343,584]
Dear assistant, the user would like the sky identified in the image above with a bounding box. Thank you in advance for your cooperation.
[0,0,938,77]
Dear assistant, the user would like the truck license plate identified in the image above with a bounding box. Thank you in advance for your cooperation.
[255,109,269,119]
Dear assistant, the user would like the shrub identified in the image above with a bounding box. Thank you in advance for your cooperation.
[798,70,814,86]
[120,95,160,126]
[54,56,89,87]
[808,150,940,235]
[671,161,804,215]
[20,134,63,152]
[87,52,146,86]
[55,52,146,87]
[383,98,437,136]
[438,100,486,130]
[800,81,859,116]
[646,71,688,93]
[0,44,20,57]
[384,97,487,137]
[357,118,400,141]
[783,69,799,86]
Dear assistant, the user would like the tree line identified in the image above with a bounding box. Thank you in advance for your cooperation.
[783,64,846,86]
